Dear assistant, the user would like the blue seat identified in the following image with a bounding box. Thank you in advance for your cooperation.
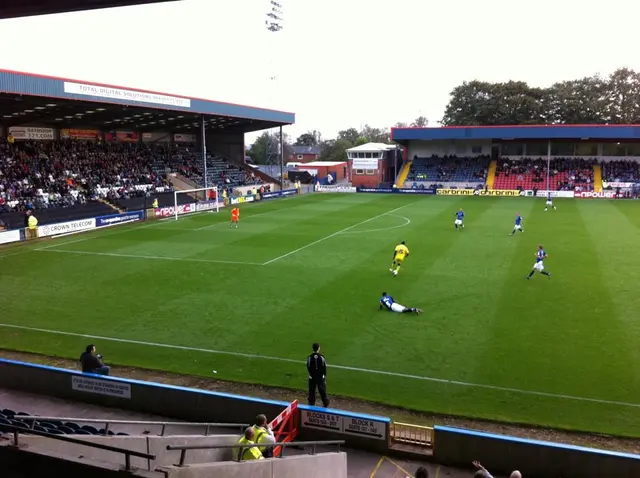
[117,432,129,436]
[33,425,48,433]
[99,428,115,436]
[39,421,59,430]
[73,429,91,435]
[58,425,75,434]
[65,422,81,430]
[2,409,15,417]
[82,425,100,434]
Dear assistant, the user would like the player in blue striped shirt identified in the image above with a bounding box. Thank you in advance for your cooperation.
[527,245,552,279]
[510,213,524,235]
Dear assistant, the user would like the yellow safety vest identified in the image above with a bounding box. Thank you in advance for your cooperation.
[252,425,272,452]
[152,199,158,208]
[28,216,38,229]
[235,437,263,461]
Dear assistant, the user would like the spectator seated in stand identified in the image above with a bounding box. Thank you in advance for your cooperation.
[406,155,490,187]
[494,157,596,192]
[602,159,640,183]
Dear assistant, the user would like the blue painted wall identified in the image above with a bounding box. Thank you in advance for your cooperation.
[0,70,295,124]
[392,125,640,141]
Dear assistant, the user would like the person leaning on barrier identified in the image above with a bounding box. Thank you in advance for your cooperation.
[80,344,111,376]
[252,414,276,458]
[236,427,264,461]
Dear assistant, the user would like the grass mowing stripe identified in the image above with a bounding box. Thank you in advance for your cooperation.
[1,322,639,409]
[262,202,416,265]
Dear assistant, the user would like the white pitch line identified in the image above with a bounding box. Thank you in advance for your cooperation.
[262,203,414,266]
[37,249,262,266]
[340,214,411,235]
[0,322,638,409]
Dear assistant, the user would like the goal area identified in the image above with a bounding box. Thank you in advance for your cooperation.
[173,186,220,220]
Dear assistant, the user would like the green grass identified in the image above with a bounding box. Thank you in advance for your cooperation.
[1,194,640,437]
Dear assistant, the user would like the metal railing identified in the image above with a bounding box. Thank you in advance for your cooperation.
[18,416,248,436]
[3,424,155,470]
[166,440,345,466]
[390,422,434,447]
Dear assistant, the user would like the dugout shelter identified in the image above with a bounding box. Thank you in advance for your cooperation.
[392,124,640,195]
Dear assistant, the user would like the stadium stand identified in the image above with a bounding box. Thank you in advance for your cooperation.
[494,157,596,191]
[406,155,490,189]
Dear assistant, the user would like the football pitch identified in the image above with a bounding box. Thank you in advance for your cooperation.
[1,193,640,437]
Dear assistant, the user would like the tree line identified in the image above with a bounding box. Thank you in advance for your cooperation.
[442,67,640,126]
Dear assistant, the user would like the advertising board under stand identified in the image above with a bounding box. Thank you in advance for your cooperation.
[154,203,195,218]
[38,218,96,237]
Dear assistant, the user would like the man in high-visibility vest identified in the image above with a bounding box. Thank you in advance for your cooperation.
[26,211,38,240]
[235,427,264,461]
[152,198,158,209]
[252,414,276,458]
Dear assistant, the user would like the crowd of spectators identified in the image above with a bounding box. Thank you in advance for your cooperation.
[497,157,596,191]
[0,140,270,214]
[602,159,640,182]
[0,140,172,212]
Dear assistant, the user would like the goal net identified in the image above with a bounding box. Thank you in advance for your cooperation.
[172,186,220,220]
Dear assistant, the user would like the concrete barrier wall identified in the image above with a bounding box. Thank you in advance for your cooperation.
[158,452,347,478]
[433,426,640,478]
[0,442,160,478]
[17,434,241,471]
[0,359,390,453]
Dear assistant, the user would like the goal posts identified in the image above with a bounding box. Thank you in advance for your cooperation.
[173,186,220,220]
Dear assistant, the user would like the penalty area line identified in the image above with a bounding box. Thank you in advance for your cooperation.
[0,323,637,409]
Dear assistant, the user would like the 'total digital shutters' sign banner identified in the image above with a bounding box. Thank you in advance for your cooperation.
[60,129,101,140]
[63,81,191,109]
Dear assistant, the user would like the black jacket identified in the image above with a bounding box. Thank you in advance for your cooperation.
[306,352,327,379]
[80,352,104,372]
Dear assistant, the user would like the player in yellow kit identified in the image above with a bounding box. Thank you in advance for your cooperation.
[390,241,409,277]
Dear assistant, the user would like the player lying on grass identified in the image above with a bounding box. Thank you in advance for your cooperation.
[390,241,409,276]
[379,292,423,314]
[527,244,552,280]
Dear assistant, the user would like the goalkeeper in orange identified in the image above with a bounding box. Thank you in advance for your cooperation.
[390,241,409,277]
[230,207,239,227]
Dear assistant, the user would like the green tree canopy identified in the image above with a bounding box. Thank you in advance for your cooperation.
[441,68,640,126]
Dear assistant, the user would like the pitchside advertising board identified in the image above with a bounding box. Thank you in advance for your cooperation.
[261,189,298,200]
[155,203,195,218]
[229,195,255,205]
[357,187,435,194]
[0,229,21,245]
[96,211,144,227]
[301,410,386,440]
[316,185,357,193]
[38,218,96,237]
[436,189,522,197]
[575,191,618,199]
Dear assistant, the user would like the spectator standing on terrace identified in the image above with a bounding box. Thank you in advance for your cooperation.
[80,344,110,376]
[252,414,276,458]
[307,342,330,407]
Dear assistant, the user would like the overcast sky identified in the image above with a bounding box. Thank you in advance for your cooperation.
[1,0,640,144]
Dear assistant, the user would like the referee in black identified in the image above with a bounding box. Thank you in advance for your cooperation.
[307,342,330,407]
